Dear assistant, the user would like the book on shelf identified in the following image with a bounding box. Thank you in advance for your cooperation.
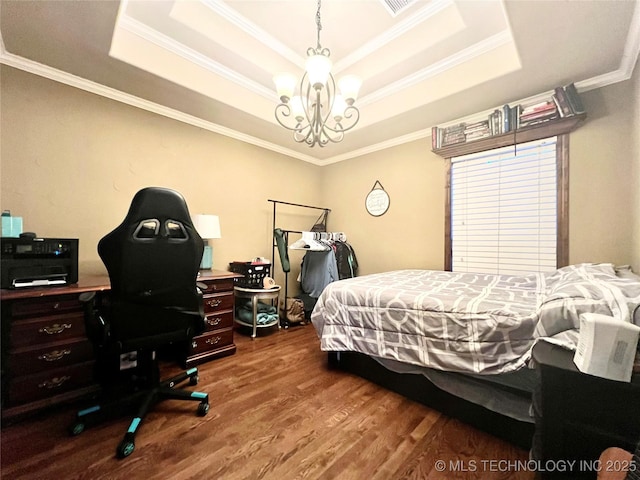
[521,100,555,115]
[553,87,573,117]
[510,104,521,131]
[465,131,491,141]
[519,115,559,128]
[564,82,585,115]
[503,104,511,133]
[432,122,467,147]
[519,106,558,124]
[442,132,466,146]
[490,109,504,135]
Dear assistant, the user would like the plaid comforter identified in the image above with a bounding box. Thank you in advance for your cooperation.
[310,264,640,374]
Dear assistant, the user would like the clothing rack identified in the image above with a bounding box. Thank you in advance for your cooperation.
[268,199,331,315]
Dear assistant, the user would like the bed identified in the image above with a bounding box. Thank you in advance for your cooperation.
[310,263,640,449]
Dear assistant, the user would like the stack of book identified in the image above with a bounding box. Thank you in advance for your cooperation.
[464,120,491,142]
[440,123,466,147]
[519,100,558,127]
[552,83,585,117]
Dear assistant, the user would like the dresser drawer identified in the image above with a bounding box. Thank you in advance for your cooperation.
[7,361,95,406]
[189,328,233,356]
[9,338,94,376]
[203,292,234,314]
[10,312,86,349]
[203,310,234,331]
[201,278,234,294]
[10,295,83,318]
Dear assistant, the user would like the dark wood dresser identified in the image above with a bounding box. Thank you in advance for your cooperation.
[1,277,109,422]
[1,270,240,421]
[185,270,241,368]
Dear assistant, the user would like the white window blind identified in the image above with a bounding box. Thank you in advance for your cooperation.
[450,137,558,274]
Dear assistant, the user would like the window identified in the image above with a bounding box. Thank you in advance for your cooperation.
[445,136,569,274]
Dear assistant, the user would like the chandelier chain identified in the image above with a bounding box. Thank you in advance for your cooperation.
[315,0,322,49]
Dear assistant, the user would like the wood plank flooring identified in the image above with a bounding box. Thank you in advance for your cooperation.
[1,324,535,480]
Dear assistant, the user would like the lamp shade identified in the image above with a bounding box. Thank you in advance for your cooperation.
[331,94,347,120]
[290,96,305,120]
[306,53,332,88]
[273,73,297,102]
[338,75,362,104]
[192,214,221,239]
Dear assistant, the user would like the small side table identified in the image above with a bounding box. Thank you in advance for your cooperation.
[233,286,281,338]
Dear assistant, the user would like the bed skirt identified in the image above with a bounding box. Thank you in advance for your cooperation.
[328,351,535,450]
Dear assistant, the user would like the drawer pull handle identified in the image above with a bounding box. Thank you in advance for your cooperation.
[39,323,72,335]
[38,376,71,389]
[192,340,198,349]
[206,299,222,308]
[206,317,222,327]
[38,349,71,362]
[206,336,221,345]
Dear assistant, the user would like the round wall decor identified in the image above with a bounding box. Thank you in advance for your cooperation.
[365,181,390,217]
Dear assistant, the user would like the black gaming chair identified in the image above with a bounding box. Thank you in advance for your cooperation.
[70,187,210,458]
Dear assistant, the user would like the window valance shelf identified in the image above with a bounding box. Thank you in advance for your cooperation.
[432,113,586,159]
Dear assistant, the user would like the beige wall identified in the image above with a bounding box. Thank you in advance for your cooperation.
[319,141,445,275]
[632,57,640,271]
[570,77,638,269]
[0,66,322,292]
[2,62,639,286]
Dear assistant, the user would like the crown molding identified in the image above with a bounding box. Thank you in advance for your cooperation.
[580,0,640,92]
[117,14,275,103]
[319,129,431,165]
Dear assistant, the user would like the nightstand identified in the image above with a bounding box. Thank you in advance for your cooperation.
[531,341,640,479]
[183,270,241,368]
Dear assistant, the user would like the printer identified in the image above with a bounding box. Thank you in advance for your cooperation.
[1,235,78,289]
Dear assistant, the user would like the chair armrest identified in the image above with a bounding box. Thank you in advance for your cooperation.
[79,291,109,345]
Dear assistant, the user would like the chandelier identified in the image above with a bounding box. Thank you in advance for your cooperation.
[273,0,362,148]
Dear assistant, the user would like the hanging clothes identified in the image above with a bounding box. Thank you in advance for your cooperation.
[300,250,339,298]
[273,228,290,272]
[334,241,358,280]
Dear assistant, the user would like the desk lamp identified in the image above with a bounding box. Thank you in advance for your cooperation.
[192,214,221,270]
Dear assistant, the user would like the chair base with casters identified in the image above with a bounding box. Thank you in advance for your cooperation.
[70,346,210,459]
[71,286,210,459]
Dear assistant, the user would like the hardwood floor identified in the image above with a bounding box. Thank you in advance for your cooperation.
[1,324,534,480]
